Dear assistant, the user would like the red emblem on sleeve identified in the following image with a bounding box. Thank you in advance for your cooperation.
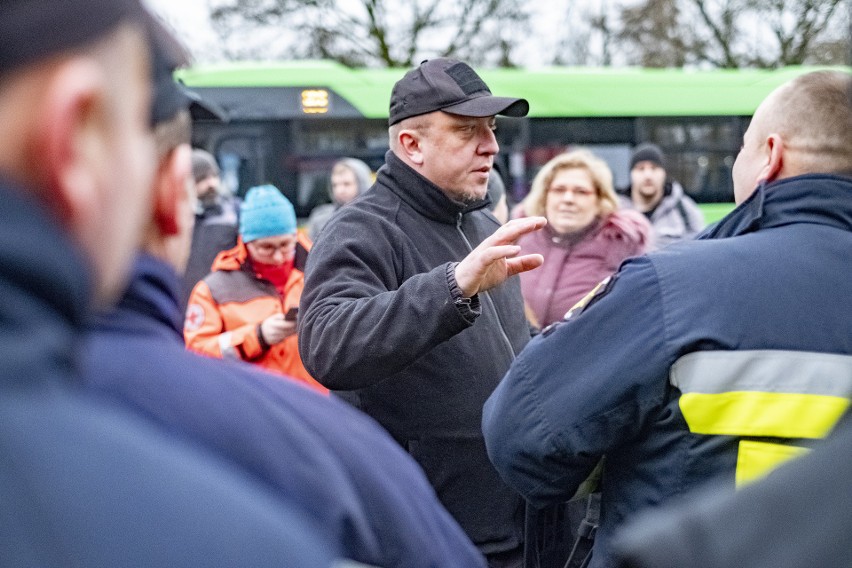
[185,303,205,331]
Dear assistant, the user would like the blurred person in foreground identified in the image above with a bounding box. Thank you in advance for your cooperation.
[484,70,852,568]
[517,149,651,329]
[185,184,324,391]
[299,57,546,567]
[81,43,485,568]
[181,148,240,303]
[613,408,852,568]
[307,157,372,241]
[619,143,704,247]
[0,1,332,566]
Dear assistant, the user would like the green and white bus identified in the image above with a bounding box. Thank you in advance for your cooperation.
[178,61,843,222]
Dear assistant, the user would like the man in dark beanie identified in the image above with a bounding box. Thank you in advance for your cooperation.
[620,142,704,247]
[182,148,240,304]
[0,1,334,566]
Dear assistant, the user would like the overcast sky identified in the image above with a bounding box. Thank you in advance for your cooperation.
[144,0,222,59]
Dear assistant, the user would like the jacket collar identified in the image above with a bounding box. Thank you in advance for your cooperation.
[701,174,852,240]
[92,253,185,340]
[0,178,91,385]
[543,216,603,247]
[378,150,487,224]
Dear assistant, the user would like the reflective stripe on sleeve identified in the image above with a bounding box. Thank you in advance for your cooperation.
[672,350,852,437]
[678,391,849,438]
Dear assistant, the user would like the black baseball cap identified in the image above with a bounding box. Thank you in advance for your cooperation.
[389,58,529,126]
[0,0,165,76]
[150,23,192,126]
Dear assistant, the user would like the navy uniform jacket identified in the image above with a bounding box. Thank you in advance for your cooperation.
[82,253,485,568]
[484,174,852,567]
[0,180,331,567]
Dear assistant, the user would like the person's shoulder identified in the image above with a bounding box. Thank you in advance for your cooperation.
[669,182,700,206]
[308,203,335,221]
[680,192,703,212]
[603,209,652,245]
[0,387,333,567]
[617,192,634,208]
[320,187,403,237]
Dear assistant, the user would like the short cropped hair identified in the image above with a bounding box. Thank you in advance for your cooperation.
[768,70,852,175]
[524,149,619,218]
[388,114,432,151]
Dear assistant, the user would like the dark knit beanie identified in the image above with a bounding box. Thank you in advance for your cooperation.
[630,143,666,170]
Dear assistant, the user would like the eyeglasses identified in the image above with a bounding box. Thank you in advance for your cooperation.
[249,240,297,257]
[547,186,596,198]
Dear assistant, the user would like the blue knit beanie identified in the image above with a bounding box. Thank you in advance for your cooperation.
[239,185,297,243]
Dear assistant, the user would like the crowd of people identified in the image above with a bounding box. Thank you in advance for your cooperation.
[2,1,851,567]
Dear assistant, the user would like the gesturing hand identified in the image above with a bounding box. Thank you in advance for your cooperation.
[454,216,547,298]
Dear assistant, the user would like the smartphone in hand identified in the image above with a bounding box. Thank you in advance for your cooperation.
[284,306,299,321]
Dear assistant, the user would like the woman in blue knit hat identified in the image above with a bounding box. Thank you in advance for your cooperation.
[184,185,325,393]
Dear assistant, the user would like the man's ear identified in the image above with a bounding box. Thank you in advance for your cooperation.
[398,129,425,165]
[152,143,191,237]
[761,133,784,183]
[36,59,107,230]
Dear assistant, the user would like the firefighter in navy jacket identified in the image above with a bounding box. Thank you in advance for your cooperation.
[483,70,852,568]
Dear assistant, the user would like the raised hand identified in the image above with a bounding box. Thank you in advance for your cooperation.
[454,216,547,298]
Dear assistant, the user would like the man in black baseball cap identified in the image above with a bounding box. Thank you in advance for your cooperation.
[301,56,546,566]
[0,2,331,566]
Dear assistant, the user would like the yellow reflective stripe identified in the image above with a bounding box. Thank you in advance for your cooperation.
[679,391,850,439]
[736,440,809,487]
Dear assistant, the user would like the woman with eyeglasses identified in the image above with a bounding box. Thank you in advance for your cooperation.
[517,149,652,329]
[184,185,326,393]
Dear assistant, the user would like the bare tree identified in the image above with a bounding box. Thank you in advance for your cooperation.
[551,3,619,66]
[209,0,531,67]
[616,0,849,68]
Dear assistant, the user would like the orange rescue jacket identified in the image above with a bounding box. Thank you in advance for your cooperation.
[184,235,327,394]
